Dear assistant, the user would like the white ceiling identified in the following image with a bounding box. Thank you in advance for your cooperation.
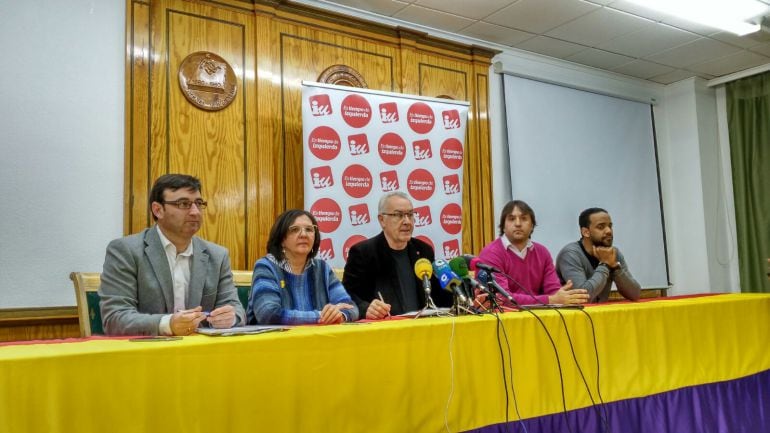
[315,0,770,84]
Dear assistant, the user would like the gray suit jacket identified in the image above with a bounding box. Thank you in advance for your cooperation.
[99,226,245,335]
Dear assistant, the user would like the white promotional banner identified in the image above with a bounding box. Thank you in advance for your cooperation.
[302,81,469,269]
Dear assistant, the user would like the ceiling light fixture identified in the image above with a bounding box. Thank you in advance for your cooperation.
[625,0,769,35]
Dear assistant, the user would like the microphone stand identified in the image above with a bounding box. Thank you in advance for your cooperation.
[453,290,476,316]
[414,279,450,318]
[479,286,503,314]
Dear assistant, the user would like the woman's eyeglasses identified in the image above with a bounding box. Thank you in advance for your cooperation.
[288,225,318,236]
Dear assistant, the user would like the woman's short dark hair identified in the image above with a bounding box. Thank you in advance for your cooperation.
[148,174,202,221]
[266,209,321,262]
[498,200,537,236]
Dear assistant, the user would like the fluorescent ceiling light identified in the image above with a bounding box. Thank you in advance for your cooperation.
[625,0,769,35]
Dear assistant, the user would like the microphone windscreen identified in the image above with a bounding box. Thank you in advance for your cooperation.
[448,256,469,278]
[414,258,433,279]
[476,269,490,284]
[432,259,462,293]
[468,257,481,271]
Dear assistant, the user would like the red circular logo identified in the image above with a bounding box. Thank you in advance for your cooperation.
[406,169,435,201]
[310,198,342,233]
[340,94,372,128]
[440,138,463,169]
[341,164,373,198]
[378,133,406,165]
[440,203,463,234]
[308,126,342,161]
[407,102,435,134]
[343,235,367,261]
[415,235,434,252]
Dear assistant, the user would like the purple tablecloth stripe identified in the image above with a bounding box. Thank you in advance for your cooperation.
[465,368,770,433]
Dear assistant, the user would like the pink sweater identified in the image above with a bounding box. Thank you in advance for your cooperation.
[477,237,561,306]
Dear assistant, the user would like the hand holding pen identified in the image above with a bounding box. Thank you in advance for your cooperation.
[170,306,207,335]
[365,291,392,320]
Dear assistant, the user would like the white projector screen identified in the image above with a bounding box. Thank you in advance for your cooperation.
[503,75,669,289]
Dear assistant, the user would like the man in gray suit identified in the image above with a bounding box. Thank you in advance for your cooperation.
[99,174,245,336]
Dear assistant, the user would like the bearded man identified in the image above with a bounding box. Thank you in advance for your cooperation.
[555,208,641,302]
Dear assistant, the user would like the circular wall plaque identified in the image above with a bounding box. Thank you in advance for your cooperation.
[178,52,237,111]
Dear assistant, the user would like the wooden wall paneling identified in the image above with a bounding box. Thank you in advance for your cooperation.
[0,308,79,342]
[274,23,399,211]
[250,12,284,267]
[141,0,256,270]
[396,29,420,96]
[146,2,169,230]
[471,51,495,252]
[126,1,151,234]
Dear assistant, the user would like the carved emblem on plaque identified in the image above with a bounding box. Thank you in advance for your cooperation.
[178,52,237,111]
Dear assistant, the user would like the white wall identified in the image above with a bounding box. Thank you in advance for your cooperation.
[0,1,125,308]
[653,79,740,294]
[654,80,712,293]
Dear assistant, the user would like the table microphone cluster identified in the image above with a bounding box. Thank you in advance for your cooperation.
[415,255,509,315]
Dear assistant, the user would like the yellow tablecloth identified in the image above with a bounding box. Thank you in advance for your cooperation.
[1,293,769,433]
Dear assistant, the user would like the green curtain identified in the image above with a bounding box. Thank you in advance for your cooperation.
[726,72,770,293]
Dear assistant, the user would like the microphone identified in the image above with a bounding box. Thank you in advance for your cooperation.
[413,258,433,297]
[460,254,480,271]
[449,257,483,294]
[462,255,503,274]
[476,269,516,305]
[448,256,474,301]
[475,261,502,274]
[448,256,469,277]
[432,259,468,304]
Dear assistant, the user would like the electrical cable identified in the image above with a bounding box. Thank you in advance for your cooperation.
[553,308,610,433]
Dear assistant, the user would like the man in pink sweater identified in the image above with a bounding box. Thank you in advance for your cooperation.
[478,200,589,306]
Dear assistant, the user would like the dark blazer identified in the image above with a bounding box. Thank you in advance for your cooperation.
[99,227,246,335]
[342,232,452,316]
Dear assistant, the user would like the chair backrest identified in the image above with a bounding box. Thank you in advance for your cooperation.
[333,268,344,281]
[69,272,104,337]
[232,270,252,312]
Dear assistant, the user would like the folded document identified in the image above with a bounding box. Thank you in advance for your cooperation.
[196,325,290,336]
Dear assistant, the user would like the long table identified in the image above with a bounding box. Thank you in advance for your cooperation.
[1,294,769,433]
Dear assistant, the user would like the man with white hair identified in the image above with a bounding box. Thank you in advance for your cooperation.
[343,191,452,318]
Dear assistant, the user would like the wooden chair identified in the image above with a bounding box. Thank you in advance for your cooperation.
[333,268,344,281]
[71,271,256,337]
[232,270,253,313]
[69,272,104,337]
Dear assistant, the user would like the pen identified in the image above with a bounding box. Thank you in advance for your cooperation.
[177,308,209,316]
[377,291,391,318]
